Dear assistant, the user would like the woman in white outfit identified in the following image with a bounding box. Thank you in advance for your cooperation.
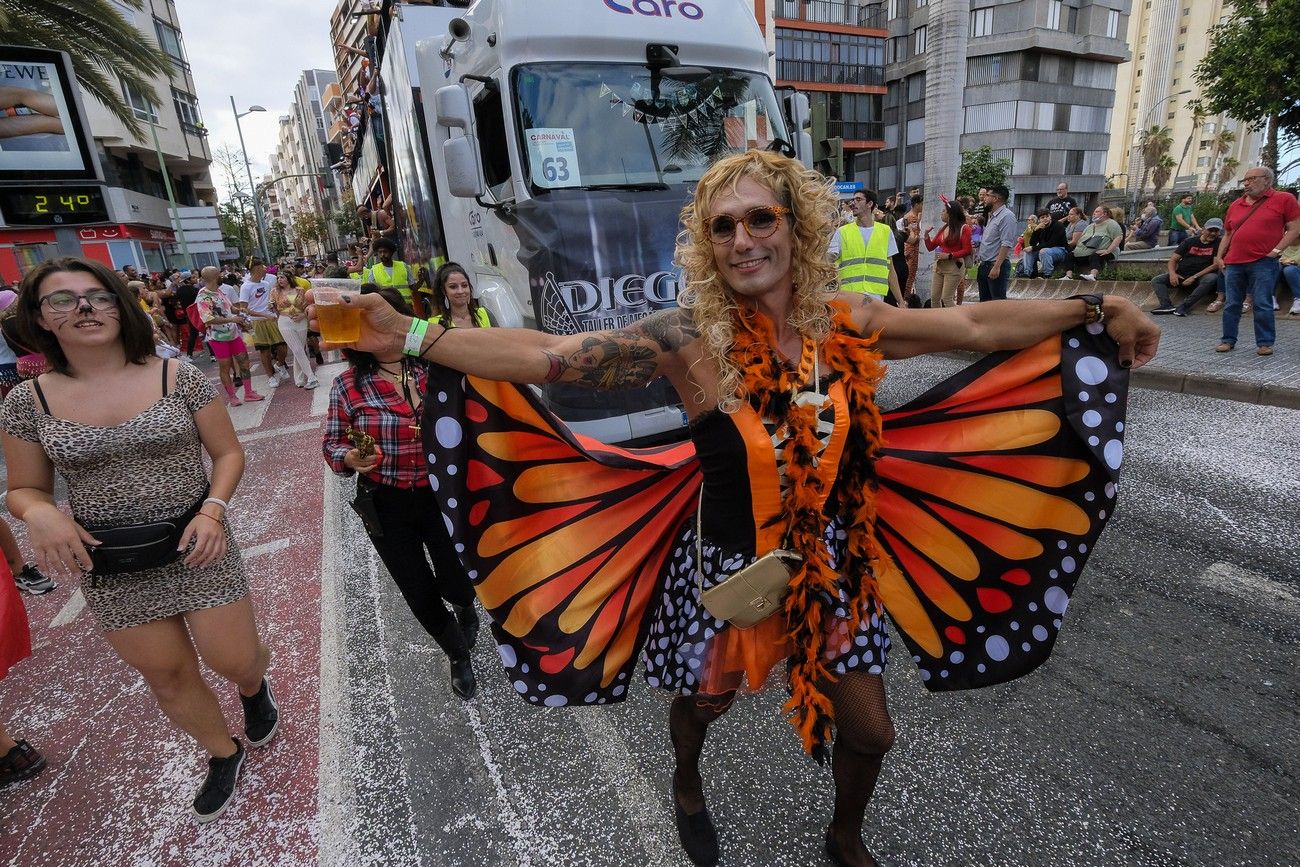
[271,273,317,389]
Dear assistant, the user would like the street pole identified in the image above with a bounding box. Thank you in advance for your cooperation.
[231,96,270,261]
[149,120,194,269]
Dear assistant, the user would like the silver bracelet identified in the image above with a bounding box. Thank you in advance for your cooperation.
[203,496,229,511]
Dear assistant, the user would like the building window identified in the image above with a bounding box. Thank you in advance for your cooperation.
[154,19,187,66]
[888,0,900,19]
[915,0,928,7]
[776,27,886,87]
[888,36,908,62]
[1047,0,1062,30]
[1107,9,1120,38]
[1177,43,1185,51]
[970,8,995,37]
[1197,157,1209,166]
[171,88,203,130]
[1179,26,1188,33]
[913,25,927,55]
[120,79,158,123]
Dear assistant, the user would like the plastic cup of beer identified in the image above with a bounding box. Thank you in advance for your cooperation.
[312,284,361,345]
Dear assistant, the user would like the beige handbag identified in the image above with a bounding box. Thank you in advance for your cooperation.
[696,498,802,629]
[695,349,825,629]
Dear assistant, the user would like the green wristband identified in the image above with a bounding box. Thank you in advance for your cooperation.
[403,317,429,356]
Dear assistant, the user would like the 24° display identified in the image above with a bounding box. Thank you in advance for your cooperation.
[0,186,109,226]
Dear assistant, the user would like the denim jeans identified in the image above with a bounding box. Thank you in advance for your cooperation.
[1038,246,1068,276]
[1221,257,1280,347]
[1282,263,1300,298]
[977,259,1010,301]
[1168,229,1189,247]
[1018,251,1038,277]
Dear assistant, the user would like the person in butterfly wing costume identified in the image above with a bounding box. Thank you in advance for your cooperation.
[309,150,1160,867]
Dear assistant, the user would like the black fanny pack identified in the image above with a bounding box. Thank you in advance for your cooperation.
[84,490,208,576]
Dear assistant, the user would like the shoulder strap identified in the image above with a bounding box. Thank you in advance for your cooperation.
[30,378,50,415]
[1225,195,1270,254]
[162,358,170,397]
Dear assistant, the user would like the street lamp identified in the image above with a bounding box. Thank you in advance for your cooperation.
[230,97,269,260]
[1129,89,1192,209]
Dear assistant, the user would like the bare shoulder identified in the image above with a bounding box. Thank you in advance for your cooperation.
[832,290,885,334]
[626,307,700,353]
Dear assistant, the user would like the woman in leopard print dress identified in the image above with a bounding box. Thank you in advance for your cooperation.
[0,258,278,823]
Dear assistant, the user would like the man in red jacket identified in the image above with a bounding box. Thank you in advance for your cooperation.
[1215,168,1300,355]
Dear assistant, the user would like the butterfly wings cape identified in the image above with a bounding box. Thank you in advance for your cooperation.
[422,325,1127,704]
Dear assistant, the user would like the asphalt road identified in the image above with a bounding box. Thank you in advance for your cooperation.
[321,355,1300,867]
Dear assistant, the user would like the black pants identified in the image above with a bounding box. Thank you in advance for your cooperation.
[368,483,475,636]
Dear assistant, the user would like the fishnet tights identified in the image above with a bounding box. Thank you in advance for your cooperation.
[825,671,895,867]
[669,691,736,814]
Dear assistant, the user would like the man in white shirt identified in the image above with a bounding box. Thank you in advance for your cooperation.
[239,258,290,386]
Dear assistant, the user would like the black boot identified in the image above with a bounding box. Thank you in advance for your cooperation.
[434,621,476,700]
[453,602,480,649]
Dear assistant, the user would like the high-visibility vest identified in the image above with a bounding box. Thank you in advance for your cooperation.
[363,260,413,303]
[435,307,492,328]
[836,222,891,295]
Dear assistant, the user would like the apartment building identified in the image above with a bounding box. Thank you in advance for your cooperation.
[0,0,223,280]
[269,70,341,256]
[762,0,888,173]
[1104,0,1259,195]
[872,0,1132,217]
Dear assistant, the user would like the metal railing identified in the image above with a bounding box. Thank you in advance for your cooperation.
[777,60,886,87]
[776,0,885,28]
[831,120,884,141]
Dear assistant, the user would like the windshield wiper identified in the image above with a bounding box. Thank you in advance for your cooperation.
[578,183,670,191]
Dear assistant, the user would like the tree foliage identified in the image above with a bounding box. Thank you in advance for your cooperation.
[293,209,330,250]
[0,0,173,139]
[267,220,290,259]
[956,146,1012,198]
[1192,0,1300,173]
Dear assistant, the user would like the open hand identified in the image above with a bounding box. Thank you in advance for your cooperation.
[25,505,98,580]
[179,513,228,568]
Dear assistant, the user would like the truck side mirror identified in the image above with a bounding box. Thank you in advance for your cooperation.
[784,92,814,169]
[434,84,486,199]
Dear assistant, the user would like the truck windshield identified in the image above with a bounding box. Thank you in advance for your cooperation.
[513,63,789,192]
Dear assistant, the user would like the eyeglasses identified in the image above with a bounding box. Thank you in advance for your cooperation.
[39,289,119,313]
[705,206,791,244]
[1243,174,1267,182]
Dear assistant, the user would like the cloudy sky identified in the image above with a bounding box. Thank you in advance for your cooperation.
[177,0,336,192]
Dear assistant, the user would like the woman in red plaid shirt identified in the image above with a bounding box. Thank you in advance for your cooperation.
[322,286,478,699]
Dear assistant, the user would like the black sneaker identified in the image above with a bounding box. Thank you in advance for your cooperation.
[192,739,244,823]
[0,739,46,788]
[1151,306,1177,315]
[14,564,56,595]
[240,678,280,748]
[1173,308,1188,317]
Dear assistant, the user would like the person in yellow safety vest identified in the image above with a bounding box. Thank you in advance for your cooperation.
[363,237,428,318]
[829,189,904,306]
[430,262,496,329]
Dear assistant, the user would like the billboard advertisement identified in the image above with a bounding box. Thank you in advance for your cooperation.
[0,45,100,182]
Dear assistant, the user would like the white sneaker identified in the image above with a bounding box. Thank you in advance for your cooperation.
[275,364,291,378]
[266,373,282,388]
[1289,302,1300,317]
[1081,273,1097,282]
[305,380,320,390]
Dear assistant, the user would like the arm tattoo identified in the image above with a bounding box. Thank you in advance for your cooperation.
[542,350,570,384]
[563,334,658,389]
[631,309,700,352]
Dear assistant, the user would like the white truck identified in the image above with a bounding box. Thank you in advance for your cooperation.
[370,0,808,443]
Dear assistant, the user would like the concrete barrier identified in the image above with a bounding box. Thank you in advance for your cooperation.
[1008,278,1159,306]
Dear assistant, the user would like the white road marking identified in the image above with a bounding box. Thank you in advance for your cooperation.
[318,472,362,867]
[463,702,536,867]
[312,363,348,416]
[573,710,680,865]
[242,537,291,560]
[49,588,86,628]
[226,374,278,431]
[239,420,321,445]
[1200,561,1300,617]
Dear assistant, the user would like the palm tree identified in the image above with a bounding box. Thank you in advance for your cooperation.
[1216,157,1241,192]
[1151,155,1177,199]
[1137,125,1174,193]
[1206,128,1237,191]
[0,0,172,139]
[1171,105,1207,196]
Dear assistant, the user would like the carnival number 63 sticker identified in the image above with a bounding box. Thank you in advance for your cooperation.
[526,128,582,189]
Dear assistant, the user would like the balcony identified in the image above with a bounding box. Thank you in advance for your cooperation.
[833,120,884,142]
[777,59,885,87]
[775,0,886,29]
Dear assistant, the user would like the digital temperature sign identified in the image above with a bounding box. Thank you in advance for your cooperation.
[0,185,109,226]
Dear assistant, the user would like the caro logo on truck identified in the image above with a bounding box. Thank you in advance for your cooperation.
[603,0,704,20]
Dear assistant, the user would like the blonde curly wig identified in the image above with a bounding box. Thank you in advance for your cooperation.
[675,150,840,412]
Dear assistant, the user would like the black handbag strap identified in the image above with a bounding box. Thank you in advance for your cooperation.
[162,357,170,397]
[30,378,50,415]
